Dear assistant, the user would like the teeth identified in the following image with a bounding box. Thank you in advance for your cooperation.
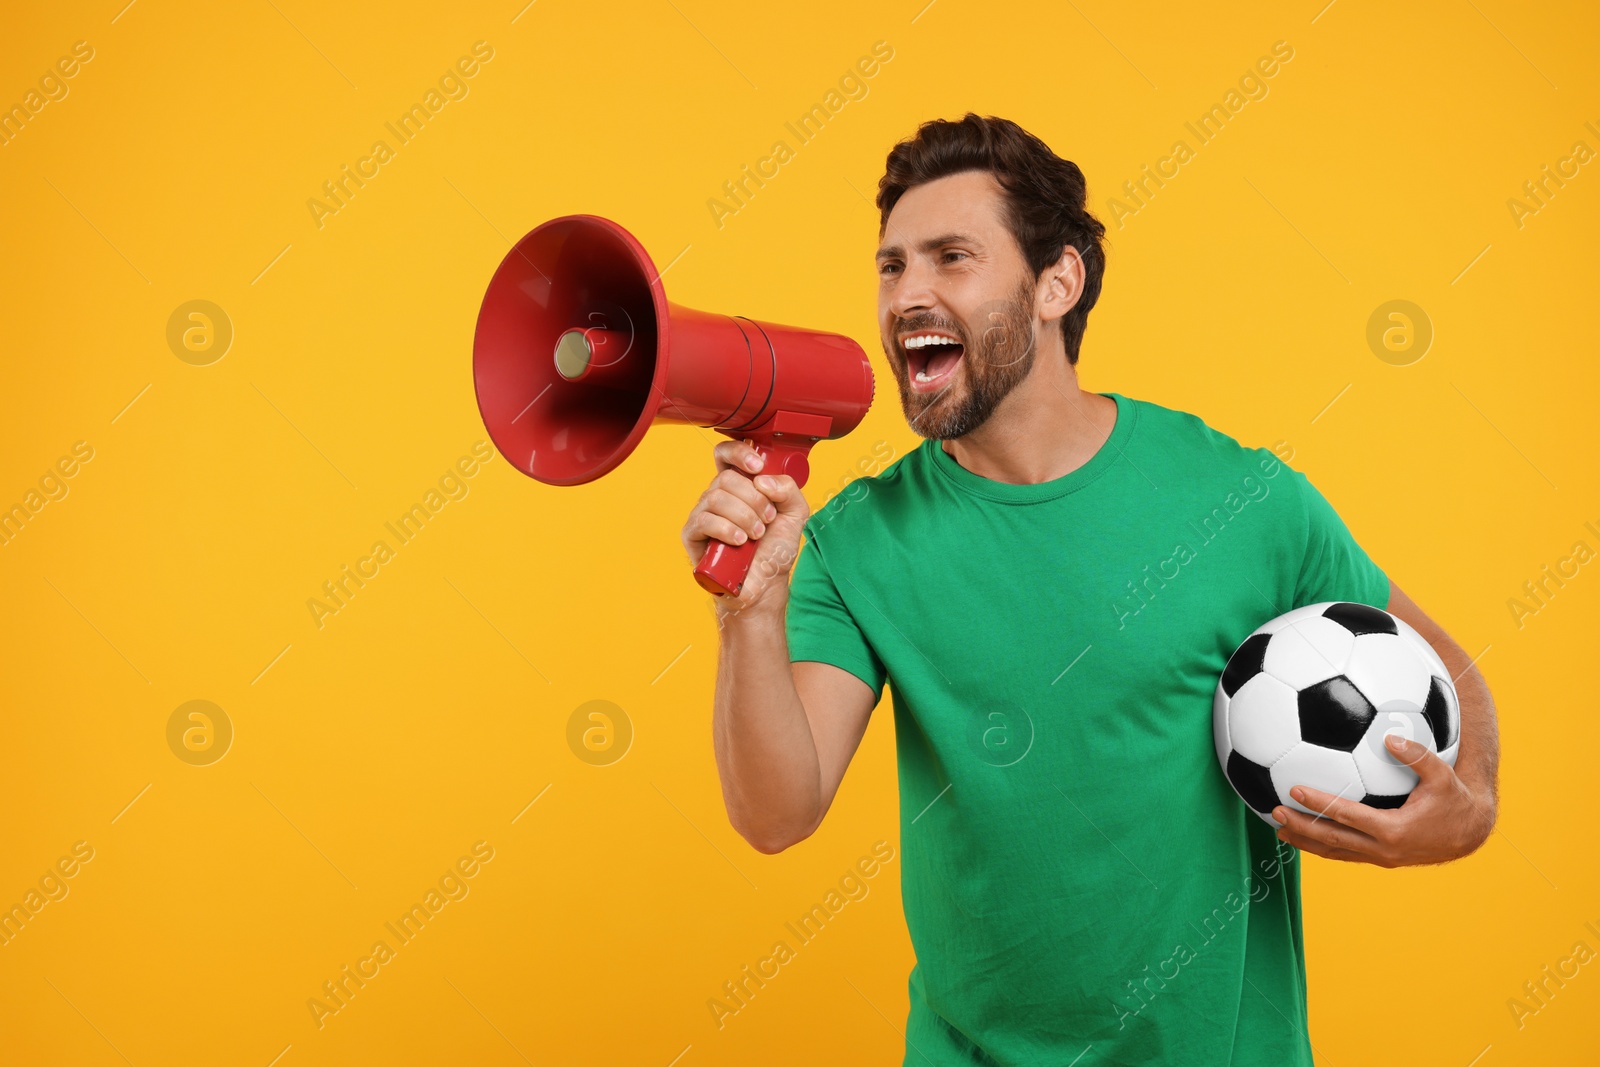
[904,335,960,350]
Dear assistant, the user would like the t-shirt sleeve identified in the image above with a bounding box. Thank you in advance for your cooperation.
[785,527,888,703]
[1289,466,1390,611]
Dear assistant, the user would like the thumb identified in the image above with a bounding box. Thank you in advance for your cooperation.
[1386,733,1451,787]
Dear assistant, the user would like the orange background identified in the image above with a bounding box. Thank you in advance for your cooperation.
[1,1,1596,1063]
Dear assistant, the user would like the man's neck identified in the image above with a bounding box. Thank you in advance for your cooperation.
[939,355,1117,486]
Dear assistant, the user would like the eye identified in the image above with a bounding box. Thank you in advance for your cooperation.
[941,250,969,264]
[878,261,902,277]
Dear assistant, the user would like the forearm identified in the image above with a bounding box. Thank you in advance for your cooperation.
[1427,630,1500,819]
[1280,585,1502,866]
[712,594,824,853]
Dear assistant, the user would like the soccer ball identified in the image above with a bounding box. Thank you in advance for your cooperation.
[1213,601,1461,823]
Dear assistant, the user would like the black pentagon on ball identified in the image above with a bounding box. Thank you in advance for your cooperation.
[1226,750,1280,814]
[1221,633,1272,697]
[1297,675,1377,751]
[1361,793,1408,810]
[1321,601,1398,637]
[1422,675,1459,749]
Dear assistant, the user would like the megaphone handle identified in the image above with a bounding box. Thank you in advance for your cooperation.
[693,438,814,598]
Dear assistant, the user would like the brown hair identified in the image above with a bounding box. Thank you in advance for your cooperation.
[876,113,1107,365]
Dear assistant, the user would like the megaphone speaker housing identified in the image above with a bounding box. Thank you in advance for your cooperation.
[473,214,875,595]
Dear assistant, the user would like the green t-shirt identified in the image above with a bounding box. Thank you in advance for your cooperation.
[785,391,1389,1066]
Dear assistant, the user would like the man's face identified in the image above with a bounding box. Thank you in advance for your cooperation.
[876,170,1040,440]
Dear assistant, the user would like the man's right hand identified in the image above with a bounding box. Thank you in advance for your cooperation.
[681,439,811,617]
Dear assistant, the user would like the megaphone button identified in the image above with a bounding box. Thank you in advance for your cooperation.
[780,451,809,483]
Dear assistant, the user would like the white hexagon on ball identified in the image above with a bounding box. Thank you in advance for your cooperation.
[1270,743,1364,817]
[1227,673,1301,768]
[1343,633,1432,713]
[1353,706,1436,797]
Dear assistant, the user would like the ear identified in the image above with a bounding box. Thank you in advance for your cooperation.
[1037,245,1085,326]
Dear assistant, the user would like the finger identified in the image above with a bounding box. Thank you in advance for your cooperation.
[685,509,753,549]
[1385,734,1453,786]
[1271,803,1383,855]
[1273,829,1369,864]
[1283,783,1392,838]
[713,440,766,476]
[754,474,807,518]
[703,487,767,539]
[714,468,776,519]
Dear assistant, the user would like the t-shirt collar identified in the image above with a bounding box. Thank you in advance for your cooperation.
[924,391,1137,504]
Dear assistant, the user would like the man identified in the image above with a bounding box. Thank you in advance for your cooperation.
[680,114,1499,1065]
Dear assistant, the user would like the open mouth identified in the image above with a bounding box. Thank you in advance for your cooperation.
[900,329,965,393]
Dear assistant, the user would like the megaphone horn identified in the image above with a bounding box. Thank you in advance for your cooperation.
[472,214,876,598]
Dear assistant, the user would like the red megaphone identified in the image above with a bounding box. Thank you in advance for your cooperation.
[472,214,876,597]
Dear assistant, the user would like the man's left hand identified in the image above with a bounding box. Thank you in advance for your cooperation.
[1271,734,1495,867]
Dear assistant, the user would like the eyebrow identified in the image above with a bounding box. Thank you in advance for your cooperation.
[875,232,981,261]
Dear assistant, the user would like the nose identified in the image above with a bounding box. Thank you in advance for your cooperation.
[887,256,937,323]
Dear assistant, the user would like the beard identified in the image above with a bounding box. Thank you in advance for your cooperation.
[885,277,1039,441]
